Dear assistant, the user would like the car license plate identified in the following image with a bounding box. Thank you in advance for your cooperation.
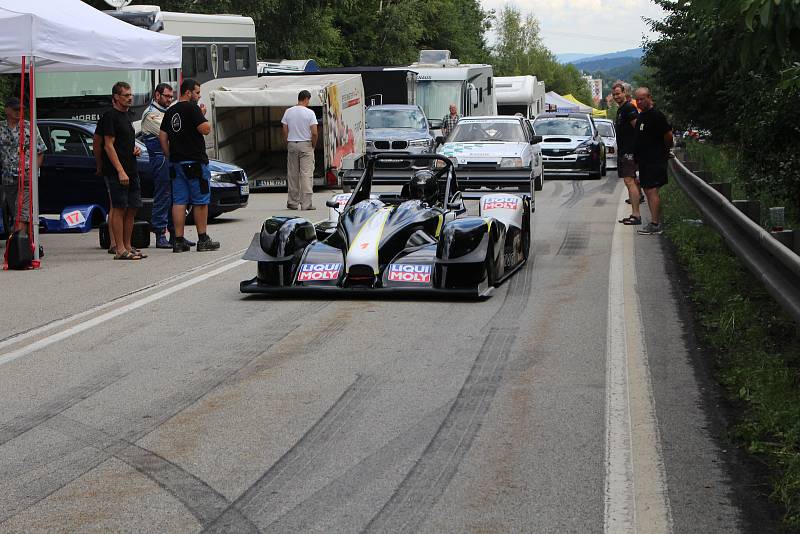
[265,179,285,187]
[240,184,249,195]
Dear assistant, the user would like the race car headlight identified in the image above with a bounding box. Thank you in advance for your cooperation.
[574,142,591,155]
[500,157,523,168]
[365,140,374,149]
[408,139,430,147]
[210,171,226,182]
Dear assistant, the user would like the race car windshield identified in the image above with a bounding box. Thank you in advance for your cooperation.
[596,122,615,137]
[533,118,592,136]
[449,121,526,143]
[366,109,427,129]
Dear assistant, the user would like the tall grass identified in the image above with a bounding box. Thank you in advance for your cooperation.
[662,163,800,529]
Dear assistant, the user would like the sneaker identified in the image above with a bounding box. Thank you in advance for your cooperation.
[155,234,172,249]
[637,222,663,235]
[196,235,220,252]
[169,234,196,247]
[172,237,191,253]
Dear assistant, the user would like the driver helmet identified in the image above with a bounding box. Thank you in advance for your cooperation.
[408,169,438,205]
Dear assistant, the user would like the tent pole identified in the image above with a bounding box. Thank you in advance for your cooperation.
[30,57,40,262]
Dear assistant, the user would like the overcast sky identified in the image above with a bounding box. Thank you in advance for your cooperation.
[480,0,666,55]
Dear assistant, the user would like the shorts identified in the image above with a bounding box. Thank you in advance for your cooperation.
[638,161,669,189]
[104,174,142,209]
[618,153,637,178]
[171,161,211,206]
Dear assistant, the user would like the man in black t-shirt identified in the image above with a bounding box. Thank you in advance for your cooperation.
[612,81,642,225]
[159,78,220,253]
[633,87,673,235]
[100,81,145,260]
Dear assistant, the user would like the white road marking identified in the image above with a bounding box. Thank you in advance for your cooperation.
[0,259,247,368]
[0,249,246,352]
[604,196,673,533]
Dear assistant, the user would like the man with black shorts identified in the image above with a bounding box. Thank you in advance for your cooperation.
[159,78,220,252]
[100,82,145,260]
[612,82,641,225]
[633,87,673,235]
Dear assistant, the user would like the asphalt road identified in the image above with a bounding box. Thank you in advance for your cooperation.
[0,174,765,533]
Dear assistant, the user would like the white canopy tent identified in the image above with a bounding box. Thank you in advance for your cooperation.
[545,91,591,114]
[0,0,181,262]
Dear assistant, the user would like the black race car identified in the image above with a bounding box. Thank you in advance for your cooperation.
[240,154,532,298]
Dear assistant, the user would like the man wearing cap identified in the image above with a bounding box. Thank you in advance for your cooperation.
[0,97,46,234]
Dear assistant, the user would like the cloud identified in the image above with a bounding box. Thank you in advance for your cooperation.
[481,0,666,54]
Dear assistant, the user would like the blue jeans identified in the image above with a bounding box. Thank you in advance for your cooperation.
[144,136,172,233]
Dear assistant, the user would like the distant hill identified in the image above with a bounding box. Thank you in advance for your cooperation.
[556,53,595,63]
[573,56,641,73]
[571,48,643,66]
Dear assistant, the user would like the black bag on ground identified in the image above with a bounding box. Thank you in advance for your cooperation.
[99,220,151,249]
[5,230,33,269]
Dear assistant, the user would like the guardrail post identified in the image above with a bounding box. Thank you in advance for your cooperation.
[709,182,732,201]
[771,229,795,250]
[733,200,761,225]
[694,170,712,182]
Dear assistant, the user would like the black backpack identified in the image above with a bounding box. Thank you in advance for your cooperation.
[4,229,33,270]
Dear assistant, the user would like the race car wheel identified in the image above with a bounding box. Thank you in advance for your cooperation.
[522,209,531,260]
[534,171,543,191]
[601,161,607,177]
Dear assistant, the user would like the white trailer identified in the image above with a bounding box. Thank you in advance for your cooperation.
[495,75,546,119]
[406,50,496,132]
[209,74,365,190]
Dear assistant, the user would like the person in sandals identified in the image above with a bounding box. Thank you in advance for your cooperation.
[612,82,641,226]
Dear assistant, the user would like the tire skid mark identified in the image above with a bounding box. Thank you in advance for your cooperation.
[549,181,564,198]
[0,301,331,526]
[44,415,258,532]
[266,404,452,533]
[556,223,590,256]
[0,370,128,446]
[203,374,380,532]
[362,258,530,533]
[560,180,585,208]
[362,326,518,534]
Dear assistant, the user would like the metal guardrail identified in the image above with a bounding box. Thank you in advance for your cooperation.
[671,157,800,323]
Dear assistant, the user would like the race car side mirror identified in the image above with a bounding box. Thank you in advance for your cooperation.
[531,135,542,144]
[326,199,339,208]
[447,201,466,214]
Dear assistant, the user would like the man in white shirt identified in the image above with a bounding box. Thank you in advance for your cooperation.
[281,90,318,210]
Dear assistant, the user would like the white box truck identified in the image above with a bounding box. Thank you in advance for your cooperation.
[208,74,365,190]
[495,75,546,118]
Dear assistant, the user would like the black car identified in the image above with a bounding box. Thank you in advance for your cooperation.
[531,113,606,179]
[37,119,249,223]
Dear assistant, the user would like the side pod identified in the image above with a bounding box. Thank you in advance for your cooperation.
[435,217,498,289]
[242,216,316,286]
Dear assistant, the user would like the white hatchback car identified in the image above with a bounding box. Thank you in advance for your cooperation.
[436,115,544,192]
[594,118,618,170]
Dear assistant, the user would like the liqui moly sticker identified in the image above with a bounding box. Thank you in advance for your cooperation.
[332,193,351,207]
[297,263,341,281]
[482,196,520,210]
[387,264,432,283]
[62,209,87,228]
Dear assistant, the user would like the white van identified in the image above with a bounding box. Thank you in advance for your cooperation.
[495,75,546,119]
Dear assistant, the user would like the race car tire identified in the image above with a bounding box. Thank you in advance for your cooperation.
[589,170,602,179]
[601,161,607,177]
[534,171,543,191]
[522,208,531,260]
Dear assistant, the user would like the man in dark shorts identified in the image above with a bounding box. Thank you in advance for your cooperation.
[159,78,220,253]
[633,87,673,235]
[612,81,642,225]
[100,81,145,259]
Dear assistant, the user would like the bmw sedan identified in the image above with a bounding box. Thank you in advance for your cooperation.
[531,113,606,179]
[37,119,249,223]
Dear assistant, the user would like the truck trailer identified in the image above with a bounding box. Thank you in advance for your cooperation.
[209,74,365,190]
